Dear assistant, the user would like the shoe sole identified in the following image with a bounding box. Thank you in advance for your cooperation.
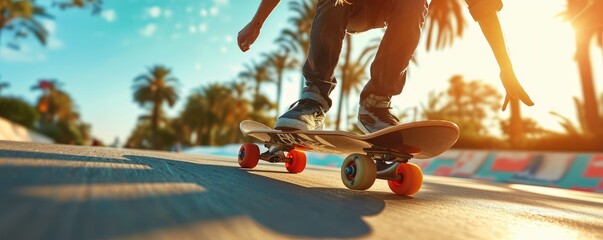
[356,116,372,134]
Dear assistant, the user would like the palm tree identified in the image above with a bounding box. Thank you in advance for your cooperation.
[239,60,277,123]
[167,116,192,147]
[181,92,208,145]
[53,0,103,13]
[227,80,252,142]
[0,0,103,49]
[239,60,272,98]
[421,76,505,148]
[276,0,317,97]
[424,0,467,51]
[335,35,378,130]
[182,83,244,146]
[31,79,77,124]
[132,65,179,149]
[0,81,8,94]
[422,76,502,133]
[263,48,299,114]
[0,0,52,49]
[561,0,603,133]
[31,79,89,144]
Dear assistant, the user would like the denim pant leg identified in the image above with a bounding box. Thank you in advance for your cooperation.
[360,0,428,100]
[301,0,353,110]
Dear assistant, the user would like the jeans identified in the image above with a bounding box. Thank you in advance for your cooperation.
[300,0,428,109]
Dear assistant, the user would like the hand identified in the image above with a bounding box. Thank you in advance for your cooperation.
[500,69,534,111]
[237,21,261,52]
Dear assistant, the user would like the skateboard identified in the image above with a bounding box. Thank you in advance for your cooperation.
[238,120,459,195]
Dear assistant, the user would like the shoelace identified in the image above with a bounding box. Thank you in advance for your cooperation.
[289,100,325,114]
[368,107,399,125]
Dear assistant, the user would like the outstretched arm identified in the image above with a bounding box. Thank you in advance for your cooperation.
[466,0,534,111]
[238,0,281,52]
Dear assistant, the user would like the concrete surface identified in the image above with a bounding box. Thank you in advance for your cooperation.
[0,141,601,240]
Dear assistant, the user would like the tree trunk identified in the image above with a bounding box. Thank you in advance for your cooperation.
[509,99,523,148]
[151,101,160,149]
[575,32,600,133]
[336,36,352,130]
[276,71,283,115]
[254,84,260,100]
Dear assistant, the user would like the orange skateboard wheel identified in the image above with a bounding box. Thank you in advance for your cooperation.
[388,163,423,195]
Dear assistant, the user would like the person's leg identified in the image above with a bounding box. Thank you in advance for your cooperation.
[360,0,428,99]
[301,0,354,109]
[357,0,428,133]
[276,0,354,130]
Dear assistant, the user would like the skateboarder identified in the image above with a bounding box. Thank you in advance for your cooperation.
[238,0,534,133]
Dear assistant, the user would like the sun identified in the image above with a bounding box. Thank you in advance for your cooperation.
[339,0,592,135]
[497,0,585,133]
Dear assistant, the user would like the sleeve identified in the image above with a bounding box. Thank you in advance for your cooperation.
[465,0,503,22]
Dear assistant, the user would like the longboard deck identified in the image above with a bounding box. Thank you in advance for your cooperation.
[240,120,459,159]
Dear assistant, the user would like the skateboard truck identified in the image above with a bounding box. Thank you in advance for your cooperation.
[365,147,413,163]
[259,144,295,163]
[376,161,402,181]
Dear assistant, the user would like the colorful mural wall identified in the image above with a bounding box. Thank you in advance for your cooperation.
[187,145,603,193]
[412,150,603,193]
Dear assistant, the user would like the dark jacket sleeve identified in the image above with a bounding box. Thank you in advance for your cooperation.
[465,0,503,21]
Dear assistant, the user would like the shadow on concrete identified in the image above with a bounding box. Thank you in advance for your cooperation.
[0,149,411,239]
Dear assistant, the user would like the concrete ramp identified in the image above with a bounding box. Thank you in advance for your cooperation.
[0,117,52,143]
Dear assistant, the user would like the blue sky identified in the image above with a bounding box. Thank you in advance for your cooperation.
[0,0,599,144]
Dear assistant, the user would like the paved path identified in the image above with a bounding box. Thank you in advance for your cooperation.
[0,141,601,240]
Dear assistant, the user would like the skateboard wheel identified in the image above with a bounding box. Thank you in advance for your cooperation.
[238,143,260,168]
[285,150,306,173]
[340,154,376,190]
[387,163,423,196]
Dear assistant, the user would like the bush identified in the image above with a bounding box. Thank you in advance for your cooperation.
[524,134,603,152]
[452,131,506,149]
[37,122,84,145]
[0,97,39,128]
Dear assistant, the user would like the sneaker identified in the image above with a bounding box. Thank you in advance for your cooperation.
[357,94,400,133]
[275,99,327,131]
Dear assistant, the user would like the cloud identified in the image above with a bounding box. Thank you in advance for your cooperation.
[42,20,57,34]
[220,47,228,53]
[195,63,202,70]
[102,9,117,22]
[199,23,208,33]
[163,9,173,18]
[210,7,219,16]
[225,35,233,43]
[47,38,63,50]
[229,65,241,73]
[199,8,208,17]
[148,6,161,18]
[189,25,197,34]
[40,20,62,50]
[140,24,157,37]
[214,0,229,5]
[0,46,46,62]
